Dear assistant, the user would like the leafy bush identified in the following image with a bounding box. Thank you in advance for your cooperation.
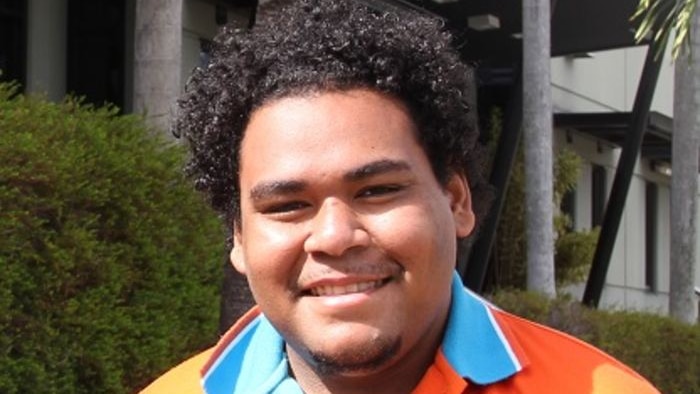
[491,291,700,393]
[0,82,224,393]
[554,227,599,285]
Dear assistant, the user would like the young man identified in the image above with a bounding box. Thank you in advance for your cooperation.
[142,0,659,392]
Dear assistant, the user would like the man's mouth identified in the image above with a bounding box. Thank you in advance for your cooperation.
[308,279,388,296]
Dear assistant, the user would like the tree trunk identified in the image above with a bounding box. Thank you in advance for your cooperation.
[670,4,700,324]
[522,0,556,297]
[133,0,182,133]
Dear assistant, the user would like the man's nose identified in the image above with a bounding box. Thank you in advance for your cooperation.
[303,198,369,256]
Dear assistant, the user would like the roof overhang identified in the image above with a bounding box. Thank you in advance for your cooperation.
[554,111,673,162]
[402,0,644,66]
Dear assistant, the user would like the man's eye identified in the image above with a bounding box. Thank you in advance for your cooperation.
[356,184,404,198]
[263,201,309,214]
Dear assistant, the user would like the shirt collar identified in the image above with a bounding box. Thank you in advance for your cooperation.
[201,314,301,394]
[442,271,526,384]
[202,271,527,393]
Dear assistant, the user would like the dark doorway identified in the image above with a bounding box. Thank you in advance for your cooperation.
[67,0,125,109]
[591,164,607,228]
[0,0,27,88]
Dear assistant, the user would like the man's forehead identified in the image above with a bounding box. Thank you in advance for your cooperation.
[239,89,418,151]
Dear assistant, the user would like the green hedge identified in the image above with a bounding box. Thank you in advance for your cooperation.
[491,291,700,393]
[0,82,223,393]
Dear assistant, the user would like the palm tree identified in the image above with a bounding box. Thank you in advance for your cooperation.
[633,0,696,59]
[522,0,556,298]
[634,0,699,324]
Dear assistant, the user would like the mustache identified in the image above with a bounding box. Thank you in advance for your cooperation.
[296,260,404,286]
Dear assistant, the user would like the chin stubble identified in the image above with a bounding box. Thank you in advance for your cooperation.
[307,336,402,376]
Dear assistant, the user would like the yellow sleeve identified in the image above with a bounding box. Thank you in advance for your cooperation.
[592,363,661,394]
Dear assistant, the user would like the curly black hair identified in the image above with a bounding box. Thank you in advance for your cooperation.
[174,0,491,233]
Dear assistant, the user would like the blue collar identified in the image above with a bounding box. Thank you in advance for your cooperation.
[202,272,524,393]
[201,314,300,394]
[442,272,524,384]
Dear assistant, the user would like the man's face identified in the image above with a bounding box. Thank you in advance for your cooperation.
[232,89,475,378]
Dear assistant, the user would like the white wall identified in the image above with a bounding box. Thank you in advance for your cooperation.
[549,38,695,315]
[554,126,677,314]
[557,130,700,317]
[551,45,674,116]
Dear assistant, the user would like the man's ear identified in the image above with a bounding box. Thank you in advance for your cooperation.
[230,228,247,275]
[445,172,476,238]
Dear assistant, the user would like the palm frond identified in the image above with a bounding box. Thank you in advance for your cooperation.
[631,0,697,60]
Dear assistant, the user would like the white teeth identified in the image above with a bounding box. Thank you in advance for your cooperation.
[310,279,384,296]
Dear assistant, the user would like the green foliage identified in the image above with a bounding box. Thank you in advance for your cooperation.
[0,81,223,393]
[632,0,696,60]
[554,227,599,285]
[487,108,594,290]
[552,148,580,210]
[551,148,598,286]
[491,290,700,393]
[489,110,526,287]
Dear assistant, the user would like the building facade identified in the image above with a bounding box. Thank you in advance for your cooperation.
[552,45,699,316]
[0,0,253,127]
[1,0,697,317]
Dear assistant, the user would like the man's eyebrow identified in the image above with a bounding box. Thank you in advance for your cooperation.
[249,180,306,201]
[343,159,412,182]
[248,160,410,200]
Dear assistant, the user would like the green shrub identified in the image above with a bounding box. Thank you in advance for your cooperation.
[0,82,224,393]
[491,290,700,393]
[554,227,599,285]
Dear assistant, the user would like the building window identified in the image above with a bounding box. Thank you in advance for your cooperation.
[645,182,658,292]
[591,164,607,227]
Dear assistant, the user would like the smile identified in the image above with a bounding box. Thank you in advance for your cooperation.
[309,279,386,296]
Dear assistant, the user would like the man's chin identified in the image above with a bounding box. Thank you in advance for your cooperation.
[304,336,402,377]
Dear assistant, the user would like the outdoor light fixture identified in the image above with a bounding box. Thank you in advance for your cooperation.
[567,52,594,59]
[467,14,500,31]
[651,161,672,176]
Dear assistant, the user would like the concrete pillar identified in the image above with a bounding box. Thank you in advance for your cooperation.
[26,0,67,101]
[133,0,182,133]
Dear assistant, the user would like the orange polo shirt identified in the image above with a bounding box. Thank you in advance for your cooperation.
[141,273,659,394]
